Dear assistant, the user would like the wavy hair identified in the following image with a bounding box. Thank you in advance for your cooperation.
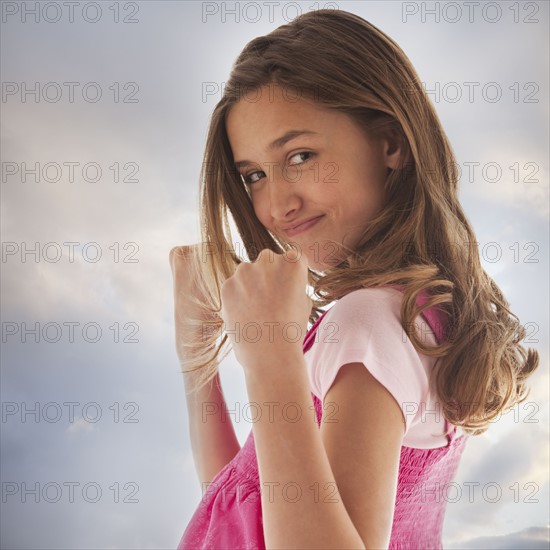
[179,9,539,436]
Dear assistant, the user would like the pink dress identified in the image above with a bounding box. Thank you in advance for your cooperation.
[177,288,468,549]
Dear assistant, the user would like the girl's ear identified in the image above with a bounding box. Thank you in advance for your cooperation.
[381,131,403,171]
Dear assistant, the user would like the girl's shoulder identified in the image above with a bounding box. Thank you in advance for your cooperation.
[334,284,408,307]
[323,285,412,325]
[321,285,444,346]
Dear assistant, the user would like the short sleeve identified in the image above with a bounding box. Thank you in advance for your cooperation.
[304,287,435,436]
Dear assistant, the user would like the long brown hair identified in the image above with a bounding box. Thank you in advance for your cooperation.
[179,9,539,436]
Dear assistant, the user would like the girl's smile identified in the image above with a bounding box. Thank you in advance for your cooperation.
[282,214,325,237]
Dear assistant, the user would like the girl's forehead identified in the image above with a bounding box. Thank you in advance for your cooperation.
[226,92,339,142]
[227,84,329,119]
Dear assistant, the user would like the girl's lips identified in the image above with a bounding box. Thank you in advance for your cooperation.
[284,215,325,237]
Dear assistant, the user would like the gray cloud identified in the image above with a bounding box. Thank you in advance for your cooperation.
[447,525,550,549]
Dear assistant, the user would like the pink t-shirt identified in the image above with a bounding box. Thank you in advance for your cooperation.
[303,286,464,449]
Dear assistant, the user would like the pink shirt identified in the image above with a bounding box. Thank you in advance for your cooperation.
[303,286,465,448]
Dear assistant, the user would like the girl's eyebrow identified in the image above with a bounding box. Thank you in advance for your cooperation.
[233,129,318,169]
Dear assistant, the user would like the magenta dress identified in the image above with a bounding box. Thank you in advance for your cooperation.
[177,289,468,549]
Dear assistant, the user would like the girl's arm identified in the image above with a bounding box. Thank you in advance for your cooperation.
[218,250,404,547]
[170,245,241,490]
[243,352,403,549]
[183,370,241,491]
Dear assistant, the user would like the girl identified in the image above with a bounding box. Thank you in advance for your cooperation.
[170,9,539,549]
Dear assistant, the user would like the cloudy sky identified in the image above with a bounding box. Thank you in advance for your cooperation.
[1,1,548,548]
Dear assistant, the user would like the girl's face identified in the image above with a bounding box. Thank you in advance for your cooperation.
[226,84,400,271]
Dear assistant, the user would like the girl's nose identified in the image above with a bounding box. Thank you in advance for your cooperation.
[267,170,301,221]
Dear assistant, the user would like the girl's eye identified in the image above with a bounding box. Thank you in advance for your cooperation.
[241,151,315,185]
[289,151,314,165]
[242,170,265,185]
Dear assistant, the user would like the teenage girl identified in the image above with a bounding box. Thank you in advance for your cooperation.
[170,9,539,549]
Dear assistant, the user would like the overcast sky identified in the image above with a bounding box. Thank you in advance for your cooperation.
[1,1,549,548]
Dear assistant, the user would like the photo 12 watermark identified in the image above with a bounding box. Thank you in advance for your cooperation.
[2,242,140,263]
[1,481,140,503]
[2,161,140,184]
[401,2,541,24]
[2,82,139,103]
[199,399,339,425]
[1,401,140,424]
[1,321,140,343]
[201,2,340,24]
[1,1,140,24]
[406,81,540,104]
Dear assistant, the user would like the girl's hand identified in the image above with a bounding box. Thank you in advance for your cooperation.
[169,244,220,376]
[220,248,312,371]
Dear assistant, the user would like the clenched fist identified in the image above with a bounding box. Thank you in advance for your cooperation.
[220,248,312,372]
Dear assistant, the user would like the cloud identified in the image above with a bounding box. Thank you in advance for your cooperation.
[66,417,95,434]
[447,525,550,549]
